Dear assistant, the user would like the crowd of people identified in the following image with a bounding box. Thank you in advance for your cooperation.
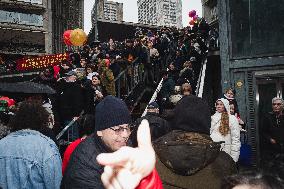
[0,18,284,189]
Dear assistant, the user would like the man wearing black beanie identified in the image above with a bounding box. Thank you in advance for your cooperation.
[61,96,133,189]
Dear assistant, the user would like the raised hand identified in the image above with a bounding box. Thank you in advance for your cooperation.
[97,120,156,189]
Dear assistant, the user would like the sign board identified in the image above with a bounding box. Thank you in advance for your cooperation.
[16,53,69,71]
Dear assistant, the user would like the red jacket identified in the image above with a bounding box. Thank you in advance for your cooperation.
[62,138,84,174]
[136,168,163,189]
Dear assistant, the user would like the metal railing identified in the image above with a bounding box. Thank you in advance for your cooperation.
[114,58,143,99]
[56,58,144,143]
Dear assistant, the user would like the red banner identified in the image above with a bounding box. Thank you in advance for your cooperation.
[16,53,69,71]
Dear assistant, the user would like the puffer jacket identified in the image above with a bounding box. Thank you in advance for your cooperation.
[210,112,241,162]
[61,134,112,189]
[154,131,237,189]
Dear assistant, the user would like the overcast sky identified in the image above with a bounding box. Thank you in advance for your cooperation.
[84,0,202,34]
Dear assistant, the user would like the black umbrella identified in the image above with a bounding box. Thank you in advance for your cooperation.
[0,82,56,94]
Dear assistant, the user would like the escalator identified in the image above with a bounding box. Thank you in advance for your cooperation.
[139,52,222,118]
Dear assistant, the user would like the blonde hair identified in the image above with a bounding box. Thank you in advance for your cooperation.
[219,112,230,136]
[181,83,192,95]
[225,88,234,95]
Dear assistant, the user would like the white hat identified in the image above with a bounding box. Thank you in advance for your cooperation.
[216,98,230,113]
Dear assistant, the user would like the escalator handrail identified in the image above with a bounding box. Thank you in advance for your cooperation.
[141,78,164,117]
[195,58,207,98]
[141,56,208,118]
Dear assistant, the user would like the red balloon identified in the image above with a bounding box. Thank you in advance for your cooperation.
[63,30,73,46]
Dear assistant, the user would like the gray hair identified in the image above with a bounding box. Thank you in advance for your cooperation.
[272,97,284,105]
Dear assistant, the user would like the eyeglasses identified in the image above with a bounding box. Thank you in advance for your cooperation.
[109,126,134,135]
[273,103,282,106]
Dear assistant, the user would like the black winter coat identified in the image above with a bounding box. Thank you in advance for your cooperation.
[261,111,284,153]
[56,80,84,122]
[133,113,171,147]
[82,81,107,114]
[61,134,112,189]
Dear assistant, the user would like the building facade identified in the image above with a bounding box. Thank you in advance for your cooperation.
[92,0,123,23]
[52,0,84,53]
[88,19,160,43]
[0,0,84,60]
[202,0,218,27]
[137,0,182,28]
[103,1,123,21]
[0,0,50,57]
[202,0,284,167]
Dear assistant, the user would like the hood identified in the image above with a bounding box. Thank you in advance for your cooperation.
[216,98,230,113]
[224,93,235,100]
[173,96,210,135]
[154,130,221,176]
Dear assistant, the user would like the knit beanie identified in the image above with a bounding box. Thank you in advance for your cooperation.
[173,96,210,135]
[95,96,131,131]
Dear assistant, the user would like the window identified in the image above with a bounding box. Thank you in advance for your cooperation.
[0,10,43,26]
[17,0,43,4]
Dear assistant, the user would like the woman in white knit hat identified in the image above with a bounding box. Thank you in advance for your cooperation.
[210,98,241,162]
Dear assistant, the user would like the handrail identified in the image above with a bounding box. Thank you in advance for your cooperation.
[56,110,84,141]
[114,57,143,99]
[140,51,173,118]
[142,54,208,118]
[56,58,142,142]
[195,58,207,98]
[141,78,164,117]
[114,57,139,82]
[0,71,40,79]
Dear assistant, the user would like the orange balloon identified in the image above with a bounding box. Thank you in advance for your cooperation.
[70,29,87,46]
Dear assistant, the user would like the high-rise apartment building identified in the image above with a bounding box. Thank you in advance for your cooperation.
[137,0,182,28]
[104,1,123,21]
[92,0,123,23]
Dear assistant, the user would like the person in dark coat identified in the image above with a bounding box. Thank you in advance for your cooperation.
[133,102,171,146]
[168,63,179,83]
[173,50,185,71]
[61,96,133,189]
[55,70,84,141]
[178,61,194,87]
[154,96,237,189]
[159,70,175,101]
[261,97,284,167]
[83,75,106,114]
